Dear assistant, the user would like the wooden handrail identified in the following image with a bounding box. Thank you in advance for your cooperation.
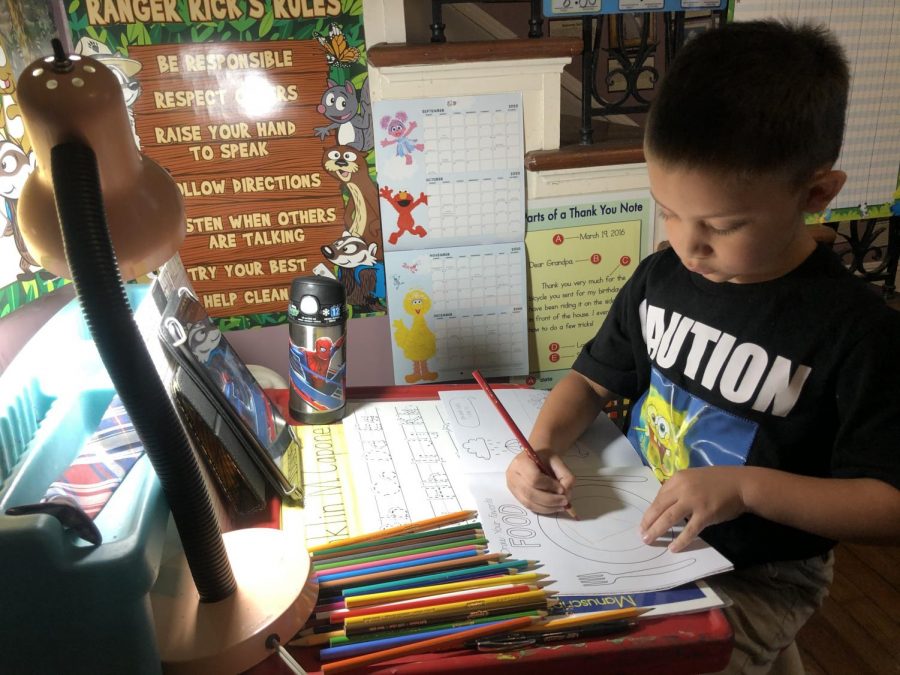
[525,140,645,172]
[367,38,582,68]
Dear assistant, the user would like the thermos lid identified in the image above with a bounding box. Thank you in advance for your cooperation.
[289,275,346,323]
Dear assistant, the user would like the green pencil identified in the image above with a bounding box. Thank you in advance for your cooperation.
[313,537,490,570]
[328,609,547,646]
[310,523,484,559]
[341,560,538,597]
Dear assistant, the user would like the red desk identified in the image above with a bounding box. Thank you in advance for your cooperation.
[248,388,733,674]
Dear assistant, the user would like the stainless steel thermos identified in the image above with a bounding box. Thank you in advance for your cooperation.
[288,276,347,424]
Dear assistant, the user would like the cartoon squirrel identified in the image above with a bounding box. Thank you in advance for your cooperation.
[314,79,373,151]
[322,145,381,248]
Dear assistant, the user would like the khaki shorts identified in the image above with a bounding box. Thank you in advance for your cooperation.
[706,552,834,675]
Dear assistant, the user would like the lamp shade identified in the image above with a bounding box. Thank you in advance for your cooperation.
[15,49,184,280]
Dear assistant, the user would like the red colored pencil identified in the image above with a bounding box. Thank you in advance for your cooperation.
[472,370,577,519]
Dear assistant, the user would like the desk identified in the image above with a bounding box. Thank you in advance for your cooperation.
[248,388,733,674]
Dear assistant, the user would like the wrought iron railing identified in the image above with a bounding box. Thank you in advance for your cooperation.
[430,0,543,43]
[428,3,725,145]
[827,216,899,296]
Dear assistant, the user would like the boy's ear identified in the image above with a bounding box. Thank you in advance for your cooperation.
[803,169,847,213]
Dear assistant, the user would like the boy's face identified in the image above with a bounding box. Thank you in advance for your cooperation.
[647,158,815,284]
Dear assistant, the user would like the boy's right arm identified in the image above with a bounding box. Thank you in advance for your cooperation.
[506,371,614,513]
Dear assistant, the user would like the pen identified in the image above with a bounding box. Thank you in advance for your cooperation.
[472,369,577,519]
[469,618,639,651]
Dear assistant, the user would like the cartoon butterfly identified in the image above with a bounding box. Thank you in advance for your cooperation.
[392,275,402,290]
[402,262,419,274]
[314,23,360,68]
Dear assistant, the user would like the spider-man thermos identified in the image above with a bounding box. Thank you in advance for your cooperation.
[288,276,347,424]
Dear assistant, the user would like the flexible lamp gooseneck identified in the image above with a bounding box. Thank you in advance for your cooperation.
[16,40,315,673]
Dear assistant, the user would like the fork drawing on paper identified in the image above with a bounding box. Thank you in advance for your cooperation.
[577,558,696,586]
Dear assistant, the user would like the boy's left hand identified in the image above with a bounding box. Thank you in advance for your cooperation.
[639,467,748,552]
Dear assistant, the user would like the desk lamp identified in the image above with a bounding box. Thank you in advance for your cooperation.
[15,40,315,673]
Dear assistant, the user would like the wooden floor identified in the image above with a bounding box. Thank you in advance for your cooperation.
[796,544,900,674]
[796,284,900,674]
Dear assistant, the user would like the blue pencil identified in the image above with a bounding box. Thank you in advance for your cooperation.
[341,560,536,597]
[316,549,484,583]
[320,618,512,661]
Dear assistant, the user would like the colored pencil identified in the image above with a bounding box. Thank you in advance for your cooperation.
[344,572,548,608]
[288,628,345,647]
[320,615,538,673]
[316,548,485,581]
[312,537,489,570]
[318,552,511,590]
[322,622,491,661]
[328,583,542,623]
[308,510,478,553]
[321,615,533,661]
[343,591,556,636]
[341,559,538,597]
[328,610,548,647]
[343,601,556,639]
[470,618,640,649]
[472,369,577,519]
[311,525,485,561]
[518,606,651,633]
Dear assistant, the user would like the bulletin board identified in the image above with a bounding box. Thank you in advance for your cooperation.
[65,0,383,329]
[0,2,68,319]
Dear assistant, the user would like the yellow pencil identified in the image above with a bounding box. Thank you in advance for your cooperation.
[344,572,549,608]
[344,597,559,637]
[344,589,556,630]
[518,606,652,633]
[307,510,478,553]
[288,630,344,647]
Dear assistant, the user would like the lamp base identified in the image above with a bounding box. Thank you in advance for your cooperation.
[151,527,316,674]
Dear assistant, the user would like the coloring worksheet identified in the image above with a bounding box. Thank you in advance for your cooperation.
[374,92,530,385]
[340,400,478,533]
[439,388,639,473]
[440,388,733,595]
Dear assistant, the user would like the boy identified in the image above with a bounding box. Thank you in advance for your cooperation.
[507,20,900,674]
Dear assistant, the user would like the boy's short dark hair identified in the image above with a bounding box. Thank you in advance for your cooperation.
[645,20,849,184]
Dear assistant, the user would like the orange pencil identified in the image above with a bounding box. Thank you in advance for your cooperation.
[320,615,538,673]
[472,370,577,519]
[318,552,510,590]
[308,510,478,553]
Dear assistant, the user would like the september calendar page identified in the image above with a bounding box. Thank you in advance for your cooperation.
[374,93,529,385]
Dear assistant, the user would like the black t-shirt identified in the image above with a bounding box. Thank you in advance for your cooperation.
[573,245,900,568]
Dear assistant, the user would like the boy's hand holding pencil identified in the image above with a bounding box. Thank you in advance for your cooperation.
[472,370,577,518]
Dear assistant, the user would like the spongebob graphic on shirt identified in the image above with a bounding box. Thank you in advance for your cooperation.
[627,368,758,482]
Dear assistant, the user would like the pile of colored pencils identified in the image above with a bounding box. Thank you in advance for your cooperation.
[291,510,649,673]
